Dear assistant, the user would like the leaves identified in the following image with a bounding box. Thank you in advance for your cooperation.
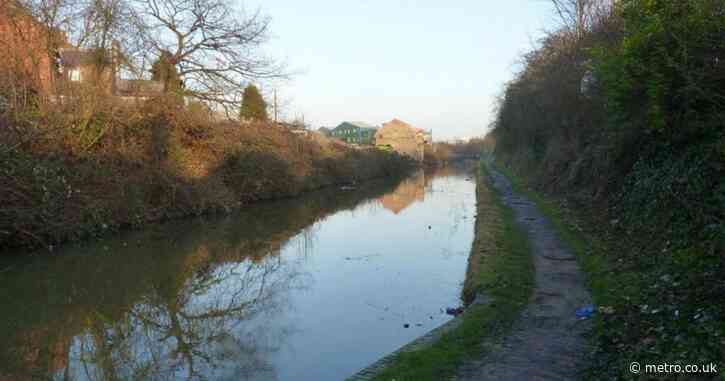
[238,84,267,122]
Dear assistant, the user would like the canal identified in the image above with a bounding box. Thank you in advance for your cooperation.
[0,165,477,380]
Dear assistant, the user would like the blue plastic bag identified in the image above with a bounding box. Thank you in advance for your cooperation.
[576,305,596,319]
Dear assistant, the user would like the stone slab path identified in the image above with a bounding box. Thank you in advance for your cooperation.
[455,169,592,381]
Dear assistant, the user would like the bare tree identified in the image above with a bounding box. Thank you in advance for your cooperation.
[131,0,284,110]
[21,0,145,78]
[75,0,131,49]
[550,0,615,39]
[23,0,76,42]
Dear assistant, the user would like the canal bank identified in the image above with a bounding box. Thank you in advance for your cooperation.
[0,166,477,380]
[352,161,596,380]
[1,118,415,253]
[349,162,535,381]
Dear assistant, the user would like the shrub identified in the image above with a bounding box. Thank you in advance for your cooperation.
[0,96,414,250]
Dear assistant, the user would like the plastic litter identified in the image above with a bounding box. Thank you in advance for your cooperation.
[576,305,596,319]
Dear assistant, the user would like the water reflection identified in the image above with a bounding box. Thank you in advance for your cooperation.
[0,164,477,381]
[69,256,293,381]
[379,171,431,214]
[2,235,299,380]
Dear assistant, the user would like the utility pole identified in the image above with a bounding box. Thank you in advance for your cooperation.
[273,89,278,124]
[576,0,585,39]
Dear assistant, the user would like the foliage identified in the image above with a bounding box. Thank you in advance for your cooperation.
[0,96,414,250]
[495,164,725,380]
[492,0,724,238]
[131,0,283,109]
[239,84,268,122]
[151,51,182,93]
[490,1,725,378]
[221,149,298,200]
[424,139,489,166]
[617,142,725,254]
[594,0,725,139]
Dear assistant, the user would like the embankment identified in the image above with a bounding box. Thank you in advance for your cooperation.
[489,2,724,378]
[0,96,415,251]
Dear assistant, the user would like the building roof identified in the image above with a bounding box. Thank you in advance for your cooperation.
[348,121,377,130]
[334,121,378,131]
[376,118,417,137]
[58,48,98,68]
[387,118,412,127]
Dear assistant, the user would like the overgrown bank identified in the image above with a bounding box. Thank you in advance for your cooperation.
[359,163,533,381]
[0,175,407,380]
[494,164,725,379]
[490,1,724,378]
[0,96,415,251]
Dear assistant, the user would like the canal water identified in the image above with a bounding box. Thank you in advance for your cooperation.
[0,165,477,381]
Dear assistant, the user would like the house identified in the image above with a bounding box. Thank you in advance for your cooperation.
[57,43,165,98]
[1,2,163,98]
[374,118,431,161]
[56,47,117,94]
[330,121,378,145]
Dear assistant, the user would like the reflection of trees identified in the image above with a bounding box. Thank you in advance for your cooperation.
[1,174,405,381]
[64,247,298,381]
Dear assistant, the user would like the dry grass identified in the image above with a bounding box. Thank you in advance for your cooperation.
[0,94,414,251]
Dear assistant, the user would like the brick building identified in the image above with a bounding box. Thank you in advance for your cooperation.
[374,118,431,161]
[0,0,65,94]
[1,1,161,98]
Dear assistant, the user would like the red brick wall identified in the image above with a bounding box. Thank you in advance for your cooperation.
[0,2,62,94]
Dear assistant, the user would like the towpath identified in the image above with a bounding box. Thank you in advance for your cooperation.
[455,169,592,380]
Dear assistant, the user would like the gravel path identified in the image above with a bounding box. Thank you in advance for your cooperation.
[455,169,592,381]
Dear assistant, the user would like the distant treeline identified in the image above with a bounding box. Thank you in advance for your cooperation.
[425,137,494,166]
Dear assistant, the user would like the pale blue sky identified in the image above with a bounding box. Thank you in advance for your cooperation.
[246,1,555,140]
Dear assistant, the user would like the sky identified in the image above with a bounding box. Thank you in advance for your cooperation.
[245,1,556,141]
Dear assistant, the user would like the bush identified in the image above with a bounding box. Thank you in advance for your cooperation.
[594,0,725,140]
[489,2,725,378]
[0,95,415,250]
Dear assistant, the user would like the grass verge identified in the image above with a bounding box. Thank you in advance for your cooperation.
[369,162,534,381]
[492,164,626,308]
[492,162,725,380]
